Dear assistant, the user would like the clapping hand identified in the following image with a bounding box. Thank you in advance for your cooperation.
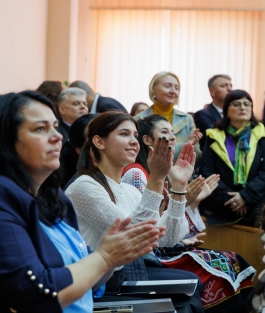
[169,144,196,187]
[187,129,203,145]
[96,217,166,269]
[186,176,205,206]
[147,137,173,181]
[196,174,220,203]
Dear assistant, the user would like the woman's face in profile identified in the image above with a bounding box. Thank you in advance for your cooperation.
[153,75,179,106]
[15,101,63,186]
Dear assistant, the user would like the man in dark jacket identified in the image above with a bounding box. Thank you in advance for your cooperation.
[194,74,232,149]
[69,80,128,114]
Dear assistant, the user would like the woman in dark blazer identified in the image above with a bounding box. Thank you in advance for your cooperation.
[0,91,164,313]
[199,89,265,226]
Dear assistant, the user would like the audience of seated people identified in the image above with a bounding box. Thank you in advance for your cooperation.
[0,91,165,313]
[121,113,255,312]
[194,74,233,149]
[57,87,88,144]
[1,73,263,313]
[134,71,203,163]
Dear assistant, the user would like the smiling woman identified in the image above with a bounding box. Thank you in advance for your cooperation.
[134,72,203,163]
[65,111,205,310]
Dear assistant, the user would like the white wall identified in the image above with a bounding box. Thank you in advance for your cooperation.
[0,0,48,93]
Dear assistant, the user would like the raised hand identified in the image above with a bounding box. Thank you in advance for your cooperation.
[146,137,174,194]
[187,129,203,145]
[147,137,173,180]
[186,176,205,206]
[196,174,220,203]
[96,218,166,269]
[169,143,196,188]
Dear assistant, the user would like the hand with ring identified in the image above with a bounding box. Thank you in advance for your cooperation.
[224,192,246,214]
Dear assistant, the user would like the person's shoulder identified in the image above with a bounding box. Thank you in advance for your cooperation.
[0,176,37,219]
[173,108,188,116]
[97,96,128,113]
[0,176,30,199]
[134,107,154,120]
[194,104,213,117]
[252,123,265,141]
[65,174,103,194]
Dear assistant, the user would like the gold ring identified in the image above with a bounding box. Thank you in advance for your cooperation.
[232,202,236,206]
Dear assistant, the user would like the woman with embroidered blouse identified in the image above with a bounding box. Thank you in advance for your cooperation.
[121,113,256,312]
[199,89,265,227]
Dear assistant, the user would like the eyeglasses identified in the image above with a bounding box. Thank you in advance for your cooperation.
[229,101,252,108]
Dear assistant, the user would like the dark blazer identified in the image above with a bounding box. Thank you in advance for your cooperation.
[194,104,222,150]
[0,176,78,313]
[96,95,128,113]
[57,120,70,145]
[199,134,265,226]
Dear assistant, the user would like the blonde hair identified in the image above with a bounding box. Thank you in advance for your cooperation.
[149,71,181,104]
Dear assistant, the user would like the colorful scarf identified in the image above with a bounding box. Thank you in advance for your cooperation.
[226,122,251,185]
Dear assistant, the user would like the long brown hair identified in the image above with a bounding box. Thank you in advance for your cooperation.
[77,111,138,203]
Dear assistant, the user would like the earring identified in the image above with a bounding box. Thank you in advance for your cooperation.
[153,95,156,100]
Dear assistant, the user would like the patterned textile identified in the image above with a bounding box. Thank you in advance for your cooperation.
[185,211,200,236]
[154,247,255,309]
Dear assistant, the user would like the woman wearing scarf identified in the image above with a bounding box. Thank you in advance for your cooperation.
[199,89,265,226]
[134,71,202,162]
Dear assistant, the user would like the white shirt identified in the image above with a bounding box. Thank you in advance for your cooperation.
[65,174,189,250]
[90,94,100,113]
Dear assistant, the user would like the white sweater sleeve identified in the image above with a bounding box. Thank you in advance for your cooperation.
[157,197,189,247]
[65,175,189,248]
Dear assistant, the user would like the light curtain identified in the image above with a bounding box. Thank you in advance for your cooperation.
[86,9,261,113]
